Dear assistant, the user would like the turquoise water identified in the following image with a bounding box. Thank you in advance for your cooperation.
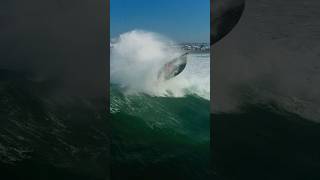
[110,49,211,180]
[110,84,211,179]
[110,31,211,179]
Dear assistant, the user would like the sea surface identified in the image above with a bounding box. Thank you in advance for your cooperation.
[110,53,212,180]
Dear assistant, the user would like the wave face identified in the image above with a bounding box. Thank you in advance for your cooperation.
[0,70,110,180]
[110,87,211,180]
[212,102,320,180]
[110,31,211,179]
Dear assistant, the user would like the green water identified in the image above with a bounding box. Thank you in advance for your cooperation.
[110,85,211,180]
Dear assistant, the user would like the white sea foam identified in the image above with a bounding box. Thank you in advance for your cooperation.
[111,30,210,99]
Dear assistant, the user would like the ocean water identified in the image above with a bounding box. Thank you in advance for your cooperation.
[110,31,211,179]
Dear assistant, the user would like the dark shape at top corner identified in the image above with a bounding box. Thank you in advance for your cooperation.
[211,0,245,45]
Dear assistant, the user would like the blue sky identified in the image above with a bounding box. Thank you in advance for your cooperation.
[110,0,210,43]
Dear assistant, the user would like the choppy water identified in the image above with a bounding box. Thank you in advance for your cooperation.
[110,53,211,179]
[110,94,210,179]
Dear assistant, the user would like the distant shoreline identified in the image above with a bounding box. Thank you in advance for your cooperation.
[110,42,210,53]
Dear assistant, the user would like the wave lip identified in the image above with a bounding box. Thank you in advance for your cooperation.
[111,30,210,99]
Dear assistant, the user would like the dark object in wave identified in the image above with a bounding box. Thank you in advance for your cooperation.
[211,0,245,45]
[157,52,188,81]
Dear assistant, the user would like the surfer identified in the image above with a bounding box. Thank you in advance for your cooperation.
[157,0,245,81]
[157,52,188,81]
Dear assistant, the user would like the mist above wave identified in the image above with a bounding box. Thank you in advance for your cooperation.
[111,30,210,99]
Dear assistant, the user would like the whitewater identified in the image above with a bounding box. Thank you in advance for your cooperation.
[110,30,210,100]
